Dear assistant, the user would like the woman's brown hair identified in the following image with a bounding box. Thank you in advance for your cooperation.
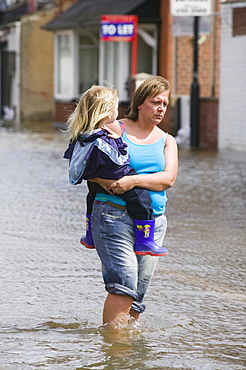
[126,76,170,122]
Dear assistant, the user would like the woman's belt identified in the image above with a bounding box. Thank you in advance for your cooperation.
[94,199,126,211]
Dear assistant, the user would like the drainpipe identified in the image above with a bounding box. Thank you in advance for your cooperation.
[15,21,21,123]
[211,0,217,97]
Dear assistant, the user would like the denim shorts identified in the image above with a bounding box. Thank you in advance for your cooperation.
[91,201,167,313]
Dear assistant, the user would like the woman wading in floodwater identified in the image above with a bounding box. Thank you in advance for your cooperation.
[65,76,178,328]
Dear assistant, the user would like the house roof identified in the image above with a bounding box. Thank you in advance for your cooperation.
[43,0,160,30]
[0,2,27,25]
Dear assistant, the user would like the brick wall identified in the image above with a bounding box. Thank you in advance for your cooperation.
[54,101,76,124]
[200,98,218,147]
[174,32,220,98]
[21,9,55,121]
[158,0,221,147]
[159,0,220,99]
[159,97,218,147]
[20,0,79,122]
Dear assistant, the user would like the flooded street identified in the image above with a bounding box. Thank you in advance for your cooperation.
[0,122,245,370]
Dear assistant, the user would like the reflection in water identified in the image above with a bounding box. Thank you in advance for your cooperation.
[99,317,148,369]
[0,121,245,369]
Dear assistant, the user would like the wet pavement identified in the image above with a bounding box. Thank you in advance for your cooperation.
[0,121,245,369]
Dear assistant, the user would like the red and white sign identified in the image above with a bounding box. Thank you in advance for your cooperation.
[101,15,138,75]
[101,15,138,42]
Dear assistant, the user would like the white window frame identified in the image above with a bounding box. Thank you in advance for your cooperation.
[77,29,99,93]
[54,30,77,101]
[99,40,130,101]
[138,24,158,76]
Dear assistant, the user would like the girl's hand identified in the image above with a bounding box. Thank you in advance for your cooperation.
[89,178,116,195]
[102,125,120,139]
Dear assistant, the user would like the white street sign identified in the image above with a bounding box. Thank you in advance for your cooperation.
[171,0,212,16]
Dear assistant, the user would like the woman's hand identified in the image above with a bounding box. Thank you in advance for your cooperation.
[110,176,136,194]
[89,176,135,195]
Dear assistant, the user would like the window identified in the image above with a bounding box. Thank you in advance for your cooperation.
[55,29,99,100]
[99,41,130,101]
[79,34,99,93]
[138,25,157,75]
[55,31,75,100]
[1,0,23,9]
[233,7,246,36]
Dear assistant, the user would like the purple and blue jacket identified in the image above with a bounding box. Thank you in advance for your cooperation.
[63,128,131,185]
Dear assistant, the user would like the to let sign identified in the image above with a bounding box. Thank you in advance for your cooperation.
[101,15,138,41]
[171,0,212,17]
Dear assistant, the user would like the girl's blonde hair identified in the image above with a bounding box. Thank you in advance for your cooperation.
[66,85,118,140]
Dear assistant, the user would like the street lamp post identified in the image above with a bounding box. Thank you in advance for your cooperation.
[190,16,200,147]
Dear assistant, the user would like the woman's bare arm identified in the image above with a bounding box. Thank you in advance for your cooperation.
[110,134,178,194]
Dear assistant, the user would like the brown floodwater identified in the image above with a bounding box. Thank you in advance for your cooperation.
[0,121,245,369]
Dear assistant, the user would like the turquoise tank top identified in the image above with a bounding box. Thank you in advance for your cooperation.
[95,128,168,215]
